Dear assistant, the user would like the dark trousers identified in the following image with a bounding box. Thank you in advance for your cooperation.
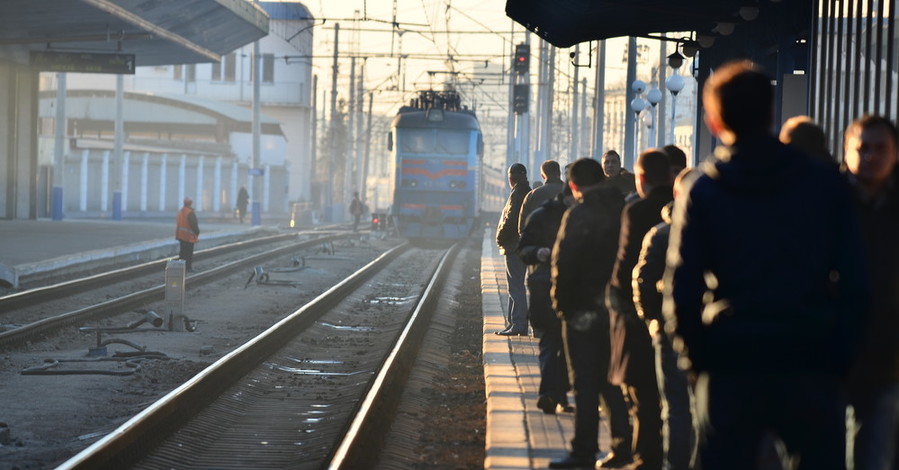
[504,253,528,332]
[352,214,361,231]
[654,329,694,470]
[695,372,847,470]
[178,240,194,271]
[528,277,569,403]
[563,312,633,460]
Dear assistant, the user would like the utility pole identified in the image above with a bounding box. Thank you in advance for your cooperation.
[362,92,373,208]
[310,74,317,202]
[624,36,637,170]
[327,23,340,221]
[592,40,606,158]
[657,35,668,147]
[251,27,262,225]
[356,61,366,201]
[570,44,579,165]
[580,78,588,159]
[505,20,515,170]
[347,56,356,205]
[542,44,554,170]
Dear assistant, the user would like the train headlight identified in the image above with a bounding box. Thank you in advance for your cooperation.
[449,180,467,189]
[402,179,418,188]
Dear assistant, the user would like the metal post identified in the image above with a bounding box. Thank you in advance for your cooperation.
[328,23,340,221]
[52,73,66,220]
[113,73,123,220]
[311,74,317,202]
[363,92,373,205]
[356,61,365,200]
[657,35,667,147]
[251,5,262,226]
[592,40,606,158]
[624,37,637,170]
[347,56,356,200]
[570,44,579,163]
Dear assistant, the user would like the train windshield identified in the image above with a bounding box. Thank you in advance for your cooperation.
[398,129,470,155]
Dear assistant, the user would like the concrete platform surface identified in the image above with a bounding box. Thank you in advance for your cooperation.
[482,229,612,470]
[0,218,276,288]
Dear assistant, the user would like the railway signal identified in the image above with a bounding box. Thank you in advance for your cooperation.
[513,84,529,114]
[513,44,530,74]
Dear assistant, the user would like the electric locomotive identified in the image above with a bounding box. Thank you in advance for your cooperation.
[387,90,483,241]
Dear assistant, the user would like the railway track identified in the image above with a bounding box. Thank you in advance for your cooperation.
[54,242,459,470]
[0,232,348,350]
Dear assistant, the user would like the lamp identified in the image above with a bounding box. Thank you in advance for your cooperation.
[667,51,685,69]
[631,79,646,94]
[646,87,662,107]
[697,34,716,48]
[665,74,685,147]
[681,41,699,58]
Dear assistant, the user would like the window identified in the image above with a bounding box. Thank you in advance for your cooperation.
[174,65,182,80]
[262,53,274,83]
[186,64,196,83]
[399,129,433,153]
[436,130,470,154]
[224,53,236,82]
[212,60,222,81]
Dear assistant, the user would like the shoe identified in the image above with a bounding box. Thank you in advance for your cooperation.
[559,402,575,413]
[596,452,633,468]
[548,455,595,469]
[496,329,527,336]
[494,327,511,335]
[537,395,557,414]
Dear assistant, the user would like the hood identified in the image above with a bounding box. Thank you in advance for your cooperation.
[704,135,807,194]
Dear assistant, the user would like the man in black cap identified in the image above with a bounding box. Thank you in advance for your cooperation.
[496,162,530,336]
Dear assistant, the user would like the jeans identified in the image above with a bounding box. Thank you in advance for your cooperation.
[654,328,694,470]
[695,372,847,470]
[563,312,633,460]
[504,253,528,332]
[853,383,899,470]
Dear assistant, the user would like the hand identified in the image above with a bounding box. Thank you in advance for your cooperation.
[537,247,551,263]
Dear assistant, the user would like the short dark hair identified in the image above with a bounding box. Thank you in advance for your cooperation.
[636,150,672,187]
[541,160,561,177]
[567,158,604,187]
[845,115,899,148]
[508,163,527,175]
[661,145,687,170]
[602,150,621,161]
[703,60,773,136]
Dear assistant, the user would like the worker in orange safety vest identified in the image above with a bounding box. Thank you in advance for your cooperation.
[175,197,200,271]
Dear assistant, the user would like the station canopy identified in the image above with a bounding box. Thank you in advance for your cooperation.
[505,0,764,47]
[0,0,270,67]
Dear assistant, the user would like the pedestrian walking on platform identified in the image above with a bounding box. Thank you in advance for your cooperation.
[517,161,571,414]
[607,150,672,470]
[602,150,636,198]
[176,197,200,272]
[495,163,530,336]
[633,166,696,470]
[549,158,633,469]
[843,115,899,470]
[236,186,249,224]
[664,60,868,470]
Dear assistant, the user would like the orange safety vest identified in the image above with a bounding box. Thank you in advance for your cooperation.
[176,207,198,243]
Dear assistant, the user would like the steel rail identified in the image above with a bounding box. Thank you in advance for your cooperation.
[55,242,411,470]
[327,242,460,469]
[0,233,347,349]
[0,232,305,314]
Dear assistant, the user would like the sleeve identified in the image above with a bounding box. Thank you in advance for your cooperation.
[633,226,666,322]
[551,209,583,319]
[516,209,545,266]
[518,192,534,233]
[189,211,200,237]
[663,186,707,370]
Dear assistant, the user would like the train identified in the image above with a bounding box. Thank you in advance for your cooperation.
[386,90,484,241]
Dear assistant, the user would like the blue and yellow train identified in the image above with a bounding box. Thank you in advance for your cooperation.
[387,90,483,241]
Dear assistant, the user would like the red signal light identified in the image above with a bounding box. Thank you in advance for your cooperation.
[373,218,379,224]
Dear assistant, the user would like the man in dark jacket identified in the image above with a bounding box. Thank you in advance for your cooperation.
[518,160,565,232]
[633,166,695,470]
[518,180,572,414]
[602,150,636,198]
[663,61,868,469]
[843,115,899,470]
[549,158,633,469]
[607,150,671,470]
[495,163,530,336]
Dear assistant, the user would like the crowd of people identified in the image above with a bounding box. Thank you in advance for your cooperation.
[495,60,899,470]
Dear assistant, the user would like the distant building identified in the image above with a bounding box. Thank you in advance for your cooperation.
[38,1,314,219]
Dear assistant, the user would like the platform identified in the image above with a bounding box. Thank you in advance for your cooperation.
[0,218,277,288]
[482,230,612,470]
